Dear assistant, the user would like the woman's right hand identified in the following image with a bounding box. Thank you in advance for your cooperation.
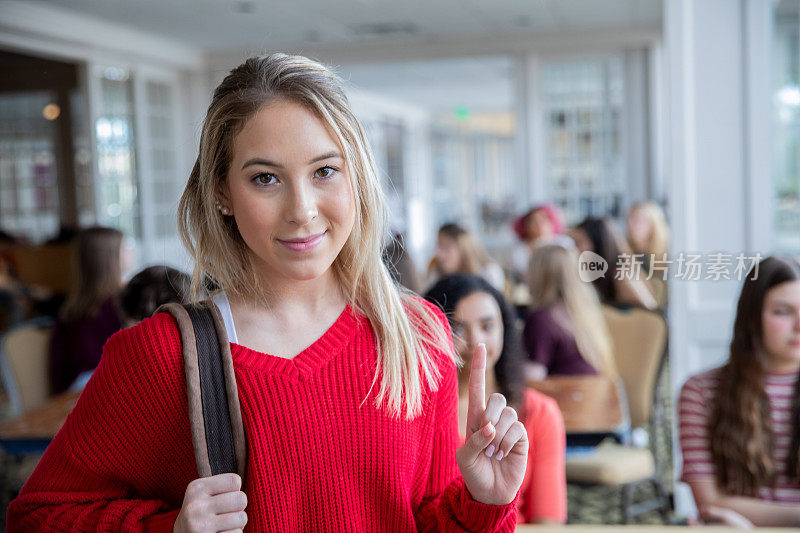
[701,506,754,529]
[173,473,248,533]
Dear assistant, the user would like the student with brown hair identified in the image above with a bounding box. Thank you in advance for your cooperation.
[571,216,657,310]
[679,256,800,526]
[48,226,124,394]
[427,222,505,292]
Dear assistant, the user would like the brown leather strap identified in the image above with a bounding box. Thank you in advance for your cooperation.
[156,301,247,480]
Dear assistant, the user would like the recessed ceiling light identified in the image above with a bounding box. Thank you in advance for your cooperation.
[229,0,255,14]
[350,21,417,39]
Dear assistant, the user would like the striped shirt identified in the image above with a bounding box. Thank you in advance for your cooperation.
[678,367,800,502]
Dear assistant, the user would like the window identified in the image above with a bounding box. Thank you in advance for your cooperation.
[95,68,140,239]
[144,80,181,238]
[542,57,625,224]
[0,92,60,242]
[429,115,517,243]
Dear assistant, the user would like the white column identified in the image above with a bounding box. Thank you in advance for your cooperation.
[665,0,773,517]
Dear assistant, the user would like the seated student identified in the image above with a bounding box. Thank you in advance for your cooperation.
[626,201,670,308]
[523,244,615,382]
[426,273,566,524]
[427,223,506,293]
[120,265,192,325]
[679,256,800,527]
[571,216,657,310]
[49,227,125,395]
[510,203,574,284]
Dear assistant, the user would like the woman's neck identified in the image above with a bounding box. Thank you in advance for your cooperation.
[230,266,346,320]
[762,356,800,375]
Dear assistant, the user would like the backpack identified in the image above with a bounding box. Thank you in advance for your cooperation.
[156,301,247,480]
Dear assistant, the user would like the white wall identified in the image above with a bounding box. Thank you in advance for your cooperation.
[665,0,773,517]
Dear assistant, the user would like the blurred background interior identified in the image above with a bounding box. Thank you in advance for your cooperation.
[0,0,799,528]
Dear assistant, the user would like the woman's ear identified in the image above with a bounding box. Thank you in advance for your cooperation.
[215,182,233,216]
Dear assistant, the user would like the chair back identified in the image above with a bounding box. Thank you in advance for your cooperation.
[0,318,54,416]
[528,374,629,435]
[10,244,73,294]
[601,305,667,428]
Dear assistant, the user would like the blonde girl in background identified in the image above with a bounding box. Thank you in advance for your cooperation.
[627,201,670,307]
[523,244,615,382]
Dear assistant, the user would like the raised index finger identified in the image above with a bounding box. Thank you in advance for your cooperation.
[466,343,487,434]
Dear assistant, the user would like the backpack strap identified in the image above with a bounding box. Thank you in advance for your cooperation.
[156,301,247,480]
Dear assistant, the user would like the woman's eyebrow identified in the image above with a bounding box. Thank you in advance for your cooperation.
[240,151,342,170]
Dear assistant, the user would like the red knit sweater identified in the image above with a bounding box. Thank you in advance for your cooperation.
[8,303,518,532]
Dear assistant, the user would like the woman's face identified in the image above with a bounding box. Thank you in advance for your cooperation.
[526,209,553,242]
[627,208,652,250]
[222,98,355,283]
[451,291,504,371]
[761,280,800,371]
[572,227,594,254]
[436,234,461,274]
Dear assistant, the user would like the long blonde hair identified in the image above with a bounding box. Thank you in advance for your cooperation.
[60,226,123,322]
[178,53,454,419]
[528,244,615,375]
[628,201,670,258]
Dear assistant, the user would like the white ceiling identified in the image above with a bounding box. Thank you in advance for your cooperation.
[31,0,661,113]
[340,56,515,113]
[36,0,661,52]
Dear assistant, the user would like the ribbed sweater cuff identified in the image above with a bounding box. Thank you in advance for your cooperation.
[444,477,518,532]
[142,509,180,533]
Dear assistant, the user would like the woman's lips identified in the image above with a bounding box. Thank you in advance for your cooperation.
[278,231,326,252]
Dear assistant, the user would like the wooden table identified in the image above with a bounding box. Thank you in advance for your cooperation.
[0,391,79,455]
[528,375,628,435]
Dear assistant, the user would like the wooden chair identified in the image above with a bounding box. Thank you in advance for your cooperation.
[528,374,629,438]
[0,318,54,515]
[9,244,73,295]
[0,318,54,417]
[562,305,671,523]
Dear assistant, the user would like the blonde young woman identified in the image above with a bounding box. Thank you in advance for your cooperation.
[523,244,615,382]
[9,54,527,532]
[627,201,670,307]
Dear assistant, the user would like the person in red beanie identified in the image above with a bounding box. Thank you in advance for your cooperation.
[8,53,527,533]
[510,203,574,284]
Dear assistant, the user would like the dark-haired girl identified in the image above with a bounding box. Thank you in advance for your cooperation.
[571,217,657,310]
[679,256,800,526]
[426,273,566,524]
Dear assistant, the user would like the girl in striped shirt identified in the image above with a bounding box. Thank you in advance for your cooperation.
[679,256,800,527]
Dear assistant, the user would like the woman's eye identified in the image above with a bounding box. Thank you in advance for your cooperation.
[315,166,337,179]
[252,173,277,186]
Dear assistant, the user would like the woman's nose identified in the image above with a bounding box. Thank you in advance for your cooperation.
[285,181,318,225]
